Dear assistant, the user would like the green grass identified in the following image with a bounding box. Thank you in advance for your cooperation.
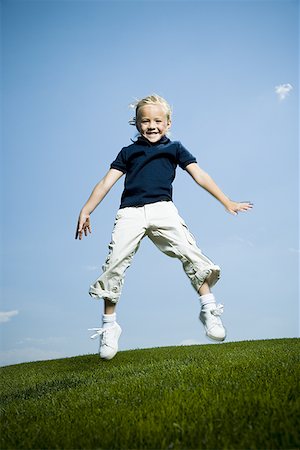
[1,338,299,450]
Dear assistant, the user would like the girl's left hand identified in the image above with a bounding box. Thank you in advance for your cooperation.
[225,200,253,216]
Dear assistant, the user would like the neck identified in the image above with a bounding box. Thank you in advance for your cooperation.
[137,135,169,146]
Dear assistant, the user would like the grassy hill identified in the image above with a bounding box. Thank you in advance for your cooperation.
[1,338,299,450]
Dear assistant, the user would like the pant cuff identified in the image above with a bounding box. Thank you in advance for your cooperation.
[192,265,221,291]
[89,286,120,303]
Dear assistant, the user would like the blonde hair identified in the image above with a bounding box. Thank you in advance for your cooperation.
[129,94,172,126]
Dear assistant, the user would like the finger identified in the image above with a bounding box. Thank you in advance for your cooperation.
[75,222,81,240]
[86,218,91,232]
[225,208,237,216]
[242,202,254,208]
[85,218,91,234]
[236,203,252,212]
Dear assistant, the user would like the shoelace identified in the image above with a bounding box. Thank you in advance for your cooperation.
[210,304,224,316]
[88,328,107,342]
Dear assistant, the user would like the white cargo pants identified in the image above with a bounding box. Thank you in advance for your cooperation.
[89,201,220,303]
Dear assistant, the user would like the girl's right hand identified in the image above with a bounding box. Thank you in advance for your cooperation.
[75,212,91,240]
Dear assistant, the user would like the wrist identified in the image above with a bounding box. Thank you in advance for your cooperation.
[220,196,231,209]
[81,207,91,216]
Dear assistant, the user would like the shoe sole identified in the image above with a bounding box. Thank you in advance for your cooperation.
[101,351,117,360]
[206,331,226,342]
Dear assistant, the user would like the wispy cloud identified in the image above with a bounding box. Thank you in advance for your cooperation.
[179,339,204,346]
[228,236,254,247]
[16,336,68,346]
[1,336,69,366]
[0,347,64,367]
[0,310,19,324]
[83,265,99,271]
[288,247,300,254]
[275,83,293,101]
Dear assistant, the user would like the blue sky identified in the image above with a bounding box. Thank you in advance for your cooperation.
[1,0,298,366]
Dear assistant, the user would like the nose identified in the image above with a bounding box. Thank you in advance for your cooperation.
[148,121,156,130]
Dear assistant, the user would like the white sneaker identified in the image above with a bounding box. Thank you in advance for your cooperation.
[89,323,122,360]
[199,304,226,342]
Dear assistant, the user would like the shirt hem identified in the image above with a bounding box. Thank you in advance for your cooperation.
[119,198,172,209]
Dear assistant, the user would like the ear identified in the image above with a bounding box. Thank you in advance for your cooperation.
[167,119,172,129]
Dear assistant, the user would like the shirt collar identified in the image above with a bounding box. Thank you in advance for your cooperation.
[135,135,170,147]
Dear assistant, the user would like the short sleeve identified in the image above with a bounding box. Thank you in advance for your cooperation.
[110,148,127,173]
[176,142,197,169]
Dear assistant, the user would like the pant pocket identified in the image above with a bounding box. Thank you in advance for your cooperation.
[179,218,197,245]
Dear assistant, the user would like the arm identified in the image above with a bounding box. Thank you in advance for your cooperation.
[75,168,124,240]
[185,163,253,215]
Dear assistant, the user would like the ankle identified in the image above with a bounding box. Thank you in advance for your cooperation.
[102,312,116,329]
[200,293,216,309]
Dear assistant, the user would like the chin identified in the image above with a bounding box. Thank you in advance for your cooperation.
[146,135,161,142]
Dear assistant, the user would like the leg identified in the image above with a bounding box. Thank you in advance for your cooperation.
[146,201,225,341]
[89,207,147,360]
[89,207,146,303]
[94,298,120,360]
[104,298,116,314]
[198,284,226,342]
[89,295,120,360]
[198,281,211,296]
[146,202,220,293]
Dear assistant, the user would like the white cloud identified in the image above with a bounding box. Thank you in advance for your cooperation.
[275,83,293,100]
[1,336,69,366]
[0,347,64,367]
[179,339,204,346]
[0,310,19,323]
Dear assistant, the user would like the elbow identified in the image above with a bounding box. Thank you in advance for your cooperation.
[98,179,111,195]
[196,171,211,187]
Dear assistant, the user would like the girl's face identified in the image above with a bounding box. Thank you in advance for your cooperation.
[136,104,171,143]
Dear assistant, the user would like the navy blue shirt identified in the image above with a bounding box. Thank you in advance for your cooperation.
[111,136,197,208]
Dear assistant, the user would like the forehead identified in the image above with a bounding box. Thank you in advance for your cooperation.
[137,104,167,119]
